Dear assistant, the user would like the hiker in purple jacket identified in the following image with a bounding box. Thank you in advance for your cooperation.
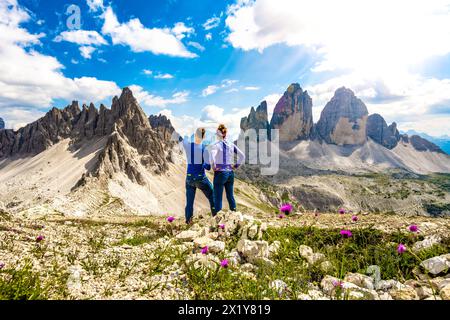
[210,124,245,214]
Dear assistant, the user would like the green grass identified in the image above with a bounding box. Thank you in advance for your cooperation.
[0,261,47,300]
[115,233,161,246]
[263,226,449,281]
[184,225,450,299]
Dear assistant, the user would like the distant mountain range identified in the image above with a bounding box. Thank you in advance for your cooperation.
[402,130,450,155]
[240,83,450,174]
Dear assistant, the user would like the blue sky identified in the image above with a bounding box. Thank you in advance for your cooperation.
[1,0,450,138]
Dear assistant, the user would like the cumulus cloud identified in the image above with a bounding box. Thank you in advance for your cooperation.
[86,0,104,12]
[101,6,197,58]
[225,0,450,135]
[226,0,450,73]
[203,16,221,30]
[142,70,174,79]
[159,104,250,139]
[205,33,212,41]
[187,41,205,52]
[0,0,120,128]
[262,93,282,120]
[54,30,107,46]
[244,86,260,91]
[202,79,239,97]
[202,85,220,97]
[79,45,96,59]
[154,73,174,79]
[306,72,450,135]
[130,85,189,108]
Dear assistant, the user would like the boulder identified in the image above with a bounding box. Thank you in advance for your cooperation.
[389,287,419,300]
[175,230,199,242]
[186,253,221,270]
[440,284,450,300]
[268,241,281,258]
[344,273,375,290]
[412,235,442,252]
[236,239,269,263]
[193,237,225,253]
[420,254,450,275]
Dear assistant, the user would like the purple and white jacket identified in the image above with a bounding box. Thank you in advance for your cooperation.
[210,139,245,172]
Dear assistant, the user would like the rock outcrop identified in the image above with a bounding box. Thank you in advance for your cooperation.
[241,101,270,133]
[316,87,369,146]
[149,114,176,142]
[270,83,313,142]
[240,101,270,140]
[0,117,4,130]
[366,114,400,149]
[401,135,445,154]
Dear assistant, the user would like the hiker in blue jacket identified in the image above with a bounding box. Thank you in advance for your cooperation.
[177,128,215,224]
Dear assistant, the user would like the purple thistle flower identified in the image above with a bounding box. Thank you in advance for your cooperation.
[36,235,45,243]
[0,262,5,269]
[280,203,293,215]
[340,230,352,238]
[167,216,175,223]
[352,215,358,222]
[332,280,343,288]
[338,208,346,214]
[218,224,225,230]
[201,246,209,255]
[408,225,418,233]
[220,259,229,268]
[397,244,407,254]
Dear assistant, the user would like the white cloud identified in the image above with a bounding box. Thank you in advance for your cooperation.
[225,0,450,136]
[154,73,174,79]
[187,41,205,51]
[0,106,45,130]
[226,0,450,74]
[171,22,194,40]
[205,33,212,41]
[202,85,219,97]
[160,104,249,139]
[0,0,121,128]
[79,45,96,59]
[54,30,108,45]
[203,16,221,30]
[130,85,189,108]
[142,70,174,79]
[262,93,282,120]
[244,86,260,91]
[306,72,450,135]
[101,6,197,58]
[202,79,239,97]
[86,0,104,12]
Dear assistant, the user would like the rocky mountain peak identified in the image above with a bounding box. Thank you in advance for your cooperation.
[366,113,400,149]
[316,87,369,146]
[241,101,269,132]
[149,114,176,142]
[270,83,313,142]
[0,87,173,177]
